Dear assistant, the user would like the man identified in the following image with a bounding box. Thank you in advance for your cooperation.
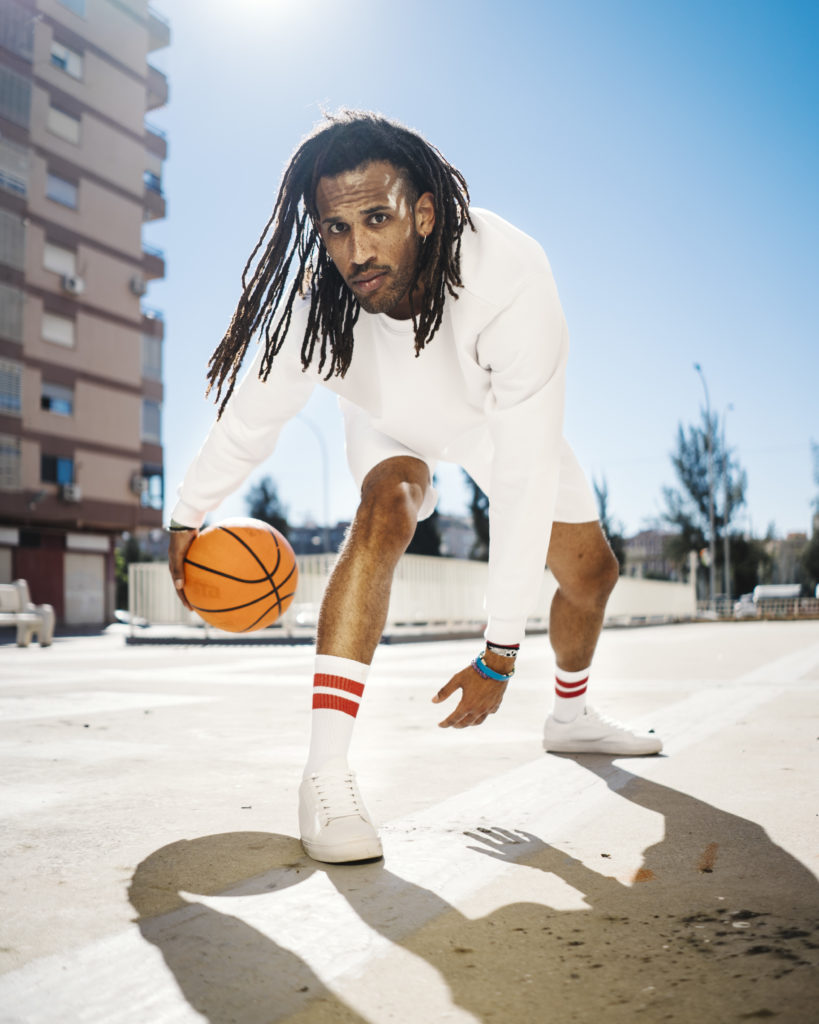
[168,112,661,865]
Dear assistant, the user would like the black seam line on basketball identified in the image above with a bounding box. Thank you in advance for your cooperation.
[241,599,286,632]
[190,588,295,614]
[222,527,282,586]
[193,591,296,626]
[185,561,284,585]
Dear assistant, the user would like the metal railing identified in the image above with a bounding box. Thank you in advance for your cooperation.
[703,597,819,621]
[144,120,167,140]
[148,5,170,29]
[143,170,163,194]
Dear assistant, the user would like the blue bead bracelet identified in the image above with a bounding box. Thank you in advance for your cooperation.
[471,653,514,682]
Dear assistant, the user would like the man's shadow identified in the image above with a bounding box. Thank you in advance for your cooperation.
[128,832,370,1024]
[130,762,819,1024]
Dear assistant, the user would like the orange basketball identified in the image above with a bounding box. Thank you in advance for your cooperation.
[183,517,298,632]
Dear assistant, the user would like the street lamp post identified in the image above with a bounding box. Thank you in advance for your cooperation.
[297,414,331,552]
[694,363,716,611]
[722,403,734,605]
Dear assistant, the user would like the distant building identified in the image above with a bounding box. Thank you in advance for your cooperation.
[437,513,475,559]
[764,532,808,585]
[624,529,678,580]
[288,521,351,556]
[0,0,169,624]
[288,513,479,561]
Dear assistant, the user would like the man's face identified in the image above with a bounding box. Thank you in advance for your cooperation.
[314,161,434,319]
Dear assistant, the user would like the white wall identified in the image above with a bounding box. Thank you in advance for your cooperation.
[130,555,696,633]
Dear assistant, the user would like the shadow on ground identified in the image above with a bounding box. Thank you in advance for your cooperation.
[129,760,819,1023]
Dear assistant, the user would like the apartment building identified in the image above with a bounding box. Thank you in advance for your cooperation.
[0,0,169,624]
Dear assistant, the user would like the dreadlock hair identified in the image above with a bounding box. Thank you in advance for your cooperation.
[206,110,473,415]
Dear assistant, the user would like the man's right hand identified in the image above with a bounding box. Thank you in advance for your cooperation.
[167,529,198,610]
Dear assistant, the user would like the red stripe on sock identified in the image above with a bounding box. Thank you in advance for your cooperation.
[556,684,587,698]
[312,693,361,717]
[555,677,588,692]
[314,673,365,698]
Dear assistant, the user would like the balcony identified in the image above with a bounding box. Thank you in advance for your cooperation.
[144,121,167,159]
[141,306,165,335]
[143,170,166,221]
[147,6,171,52]
[146,65,169,111]
[142,243,165,281]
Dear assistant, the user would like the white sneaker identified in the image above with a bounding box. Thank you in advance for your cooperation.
[299,760,383,863]
[543,706,663,756]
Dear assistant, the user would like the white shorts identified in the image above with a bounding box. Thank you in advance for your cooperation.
[342,402,599,525]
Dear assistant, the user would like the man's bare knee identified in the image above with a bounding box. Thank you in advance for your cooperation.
[549,522,620,608]
[355,458,429,555]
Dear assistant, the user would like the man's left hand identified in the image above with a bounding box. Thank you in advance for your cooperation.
[432,662,509,728]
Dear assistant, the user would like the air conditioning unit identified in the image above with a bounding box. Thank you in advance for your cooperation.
[129,472,147,496]
[61,274,85,295]
[130,275,147,296]
[59,483,82,503]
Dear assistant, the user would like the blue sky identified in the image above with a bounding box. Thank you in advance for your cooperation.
[146,0,818,538]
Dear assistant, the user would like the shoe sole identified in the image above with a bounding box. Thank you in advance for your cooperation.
[301,835,384,864]
[543,739,663,756]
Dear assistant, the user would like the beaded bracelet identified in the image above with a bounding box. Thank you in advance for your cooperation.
[486,640,520,660]
[471,653,515,682]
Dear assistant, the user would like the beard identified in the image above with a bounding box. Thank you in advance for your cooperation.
[353,237,421,316]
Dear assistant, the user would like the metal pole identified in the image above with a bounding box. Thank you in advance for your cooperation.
[297,414,331,552]
[694,364,716,611]
[722,403,734,605]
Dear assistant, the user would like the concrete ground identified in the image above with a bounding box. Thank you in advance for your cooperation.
[0,620,817,1024]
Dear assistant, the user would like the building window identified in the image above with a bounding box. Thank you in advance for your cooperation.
[47,105,81,145]
[141,334,162,380]
[43,241,77,277]
[0,434,22,490]
[0,283,23,343]
[0,2,35,61]
[0,360,22,415]
[57,0,86,16]
[0,209,25,272]
[141,464,163,510]
[46,172,78,209]
[141,399,161,442]
[0,66,32,128]
[50,41,83,79]
[41,381,74,416]
[42,312,76,348]
[0,137,29,198]
[41,453,74,485]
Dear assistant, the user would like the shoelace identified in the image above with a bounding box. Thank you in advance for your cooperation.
[584,707,632,733]
[310,771,363,823]
[585,706,654,736]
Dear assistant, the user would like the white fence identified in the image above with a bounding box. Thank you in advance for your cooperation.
[129,555,696,639]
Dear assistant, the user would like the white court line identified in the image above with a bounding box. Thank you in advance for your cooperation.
[0,682,782,1024]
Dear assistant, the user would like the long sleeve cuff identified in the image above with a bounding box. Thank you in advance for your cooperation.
[484,615,527,647]
[169,500,207,531]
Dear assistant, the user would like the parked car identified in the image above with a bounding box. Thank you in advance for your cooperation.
[734,584,801,619]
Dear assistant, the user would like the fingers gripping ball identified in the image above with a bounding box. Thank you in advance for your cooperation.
[183,517,298,632]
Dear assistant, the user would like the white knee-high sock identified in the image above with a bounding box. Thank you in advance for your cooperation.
[553,665,590,723]
[303,654,369,777]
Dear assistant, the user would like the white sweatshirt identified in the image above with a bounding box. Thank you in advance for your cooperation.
[172,208,569,646]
